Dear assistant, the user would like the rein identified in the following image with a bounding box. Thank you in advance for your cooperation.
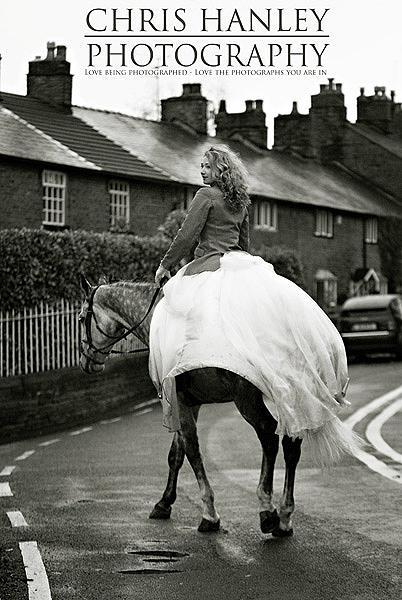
[82,282,163,361]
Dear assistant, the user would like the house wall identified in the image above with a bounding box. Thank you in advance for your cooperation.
[0,157,179,234]
[249,200,381,301]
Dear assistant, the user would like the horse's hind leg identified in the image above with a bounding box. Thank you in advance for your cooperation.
[273,435,302,537]
[149,431,185,519]
[234,388,280,534]
[177,399,220,533]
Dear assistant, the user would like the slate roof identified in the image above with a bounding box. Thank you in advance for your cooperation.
[1,91,402,217]
[348,123,402,159]
[1,93,174,182]
[0,107,98,170]
[75,106,402,217]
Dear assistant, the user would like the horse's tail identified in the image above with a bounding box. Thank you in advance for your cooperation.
[305,416,364,468]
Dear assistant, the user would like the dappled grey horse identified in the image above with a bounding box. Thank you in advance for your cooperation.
[79,275,306,536]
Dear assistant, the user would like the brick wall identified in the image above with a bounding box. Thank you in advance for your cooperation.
[0,353,156,444]
[0,160,43,228]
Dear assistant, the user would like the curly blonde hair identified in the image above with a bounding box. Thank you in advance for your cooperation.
[204,145,250,213]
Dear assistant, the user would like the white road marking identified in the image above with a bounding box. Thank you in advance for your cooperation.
[7,510,29,527]
[0,466,16,476]
[15,450,36,461]
[0,482,13,496]
[366,397,402,464]
[39,439,60,447]
[70,426,93,436]
[19,541,52,600]
[345,385,402,429]
[100,417,121,424]
[345,386,402,484]
[134,408,153,416]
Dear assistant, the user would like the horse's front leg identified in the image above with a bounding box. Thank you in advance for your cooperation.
[178,399,220,532]
[273,435,302,537]
[149,431,185,520]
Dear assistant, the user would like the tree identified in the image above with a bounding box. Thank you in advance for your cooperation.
[253,245,306,288]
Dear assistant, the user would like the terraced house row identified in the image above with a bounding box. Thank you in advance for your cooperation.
[1,42,402,310]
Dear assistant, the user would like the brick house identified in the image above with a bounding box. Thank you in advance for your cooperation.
[1,43,402,309]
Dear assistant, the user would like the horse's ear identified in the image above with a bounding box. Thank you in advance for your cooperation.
[79,273,92,297]
[98,273,108,285]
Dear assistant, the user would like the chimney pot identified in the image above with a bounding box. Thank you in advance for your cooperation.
[391,90,395,101]
[328,77,334,90]
[320,84,326,92]
[255,99,263,111]
[46,41,56,60]
[335,83,342,92]
[218,99,227,113]
[56,45,67,61]
[245,100,254,112]
[291,101,298,114]
[360,87,365,96]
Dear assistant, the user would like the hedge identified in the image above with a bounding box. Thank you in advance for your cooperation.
[0,228,169,310]
[0,222,306,309]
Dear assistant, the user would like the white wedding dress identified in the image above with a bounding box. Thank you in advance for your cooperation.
[149,251,350,443]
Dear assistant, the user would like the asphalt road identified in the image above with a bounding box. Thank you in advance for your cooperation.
[1,358,401,600]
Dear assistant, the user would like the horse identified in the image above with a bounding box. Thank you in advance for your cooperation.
[78,274,354,537]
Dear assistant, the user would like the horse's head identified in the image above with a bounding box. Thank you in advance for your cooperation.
[79,274,126,374]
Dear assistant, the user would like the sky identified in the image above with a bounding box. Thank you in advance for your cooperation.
[1,1,401,147]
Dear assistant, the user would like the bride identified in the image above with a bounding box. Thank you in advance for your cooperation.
[149,144,349,444]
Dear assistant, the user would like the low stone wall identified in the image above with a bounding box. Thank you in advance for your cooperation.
[0,353,156,444]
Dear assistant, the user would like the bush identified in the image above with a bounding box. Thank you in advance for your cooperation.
[156,208,187,242]
[253,244,305,288]
[0,229,169,309]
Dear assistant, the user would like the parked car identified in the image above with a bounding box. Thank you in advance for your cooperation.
[339,294,402,359]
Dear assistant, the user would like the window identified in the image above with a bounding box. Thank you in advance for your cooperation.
[365,217,378,244]
[254,200,278,231]
[109,181,130,230]
[42,170,66,226]
[315,209,333,238]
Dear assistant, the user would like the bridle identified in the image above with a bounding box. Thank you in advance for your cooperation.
[80,283,163,366]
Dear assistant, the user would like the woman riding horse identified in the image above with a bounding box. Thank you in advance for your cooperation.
[150,145,349,442]
[80,144,358,535]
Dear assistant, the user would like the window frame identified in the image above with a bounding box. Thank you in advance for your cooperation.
[42,170,66,227]
[253,200,278,231]
[109,180,130,230]
[364,216,378,244]
[314,209,333,238]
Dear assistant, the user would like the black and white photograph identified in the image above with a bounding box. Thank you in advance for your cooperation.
[0,1,401,598]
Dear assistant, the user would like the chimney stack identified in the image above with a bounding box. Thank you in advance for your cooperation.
[161,83,208,135]
[27,42,72,109]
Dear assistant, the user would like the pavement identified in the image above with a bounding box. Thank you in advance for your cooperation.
[0,358,401,600]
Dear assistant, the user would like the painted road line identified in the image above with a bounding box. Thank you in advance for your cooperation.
[345,386,402,484]
[7,510,29,527]
[366,397,402,464]
[0,466,16,476]
[70,426,93,436]
[19,541,52,600]
[100,417,121,424]
[39,439,60,447]
[0,482,13,497]
[346,385,402,429]
[16,450,36,461]
[134,408,153,416]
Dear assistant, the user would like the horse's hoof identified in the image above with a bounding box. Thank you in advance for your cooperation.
[259,509,280,534]
[198,518,220,533]
[272,526,294,538]
[149,503,172,520]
